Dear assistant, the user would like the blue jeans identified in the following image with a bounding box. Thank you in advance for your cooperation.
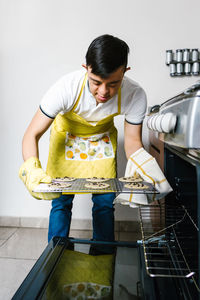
[48,193,115,243]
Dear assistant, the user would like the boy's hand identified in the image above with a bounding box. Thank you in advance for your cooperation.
[19,157,61,200]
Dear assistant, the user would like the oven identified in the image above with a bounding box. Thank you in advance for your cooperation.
[142,81,200,299]
[138,144,200,300]
[12,82,200,300]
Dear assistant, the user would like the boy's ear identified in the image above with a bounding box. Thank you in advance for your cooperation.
[125,67,131,73]
[82,64,88,70]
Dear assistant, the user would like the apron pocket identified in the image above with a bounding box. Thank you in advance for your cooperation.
[65,132,115,161]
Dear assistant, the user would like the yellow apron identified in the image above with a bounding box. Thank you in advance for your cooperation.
[46,73,121,179]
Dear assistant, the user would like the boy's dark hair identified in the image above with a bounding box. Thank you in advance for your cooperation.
[86,34,129,78]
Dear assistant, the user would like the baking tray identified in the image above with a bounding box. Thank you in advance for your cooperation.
[33,178,159,194]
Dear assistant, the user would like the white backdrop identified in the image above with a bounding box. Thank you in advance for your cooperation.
[0,0,199,221]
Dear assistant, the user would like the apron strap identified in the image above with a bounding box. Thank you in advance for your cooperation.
[71,73,88,112]
[117,87,121,114]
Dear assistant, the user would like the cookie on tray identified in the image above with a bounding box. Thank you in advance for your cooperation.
[48,182,72,189]
[53,176,76,182]
[124,182,148,189]
[84,182,110,189]
[86,177,109,182]
[119,175,143,182]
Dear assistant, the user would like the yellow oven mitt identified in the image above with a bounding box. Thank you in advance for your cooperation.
[114,147,173,207]
[19,157,61,200]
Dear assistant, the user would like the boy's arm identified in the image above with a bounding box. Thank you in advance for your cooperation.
[124,120,143,159]
[22,108,54,161]
[19,108,61,200]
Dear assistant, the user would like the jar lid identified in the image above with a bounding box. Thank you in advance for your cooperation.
[166,49,173,52]
[176,49,183,52]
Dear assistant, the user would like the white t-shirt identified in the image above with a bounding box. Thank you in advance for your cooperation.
[40,69,147,125]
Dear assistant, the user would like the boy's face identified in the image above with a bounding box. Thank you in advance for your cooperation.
[82,65,130,104]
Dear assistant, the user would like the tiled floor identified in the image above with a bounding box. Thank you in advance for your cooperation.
[0,227,48,300]
[0,227,140,300]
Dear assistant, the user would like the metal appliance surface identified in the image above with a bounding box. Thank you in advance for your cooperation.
[147,81,200,149]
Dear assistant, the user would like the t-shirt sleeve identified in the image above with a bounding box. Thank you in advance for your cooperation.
[124,87,147,124]
[40,74,76,118]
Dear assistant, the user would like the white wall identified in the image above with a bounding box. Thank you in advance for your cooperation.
[0,0,199,221]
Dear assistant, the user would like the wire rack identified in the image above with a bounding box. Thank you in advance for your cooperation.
[138,203,199,291]
[33,178,158,194]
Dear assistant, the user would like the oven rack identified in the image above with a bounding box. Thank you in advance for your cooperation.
[138,203,199,290]
[33,178,158,194]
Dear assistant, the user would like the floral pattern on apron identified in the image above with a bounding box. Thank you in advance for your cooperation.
[65,132,114,161]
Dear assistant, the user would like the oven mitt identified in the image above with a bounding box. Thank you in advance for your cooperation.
[114,147,173,207]
[19,156,61,200]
